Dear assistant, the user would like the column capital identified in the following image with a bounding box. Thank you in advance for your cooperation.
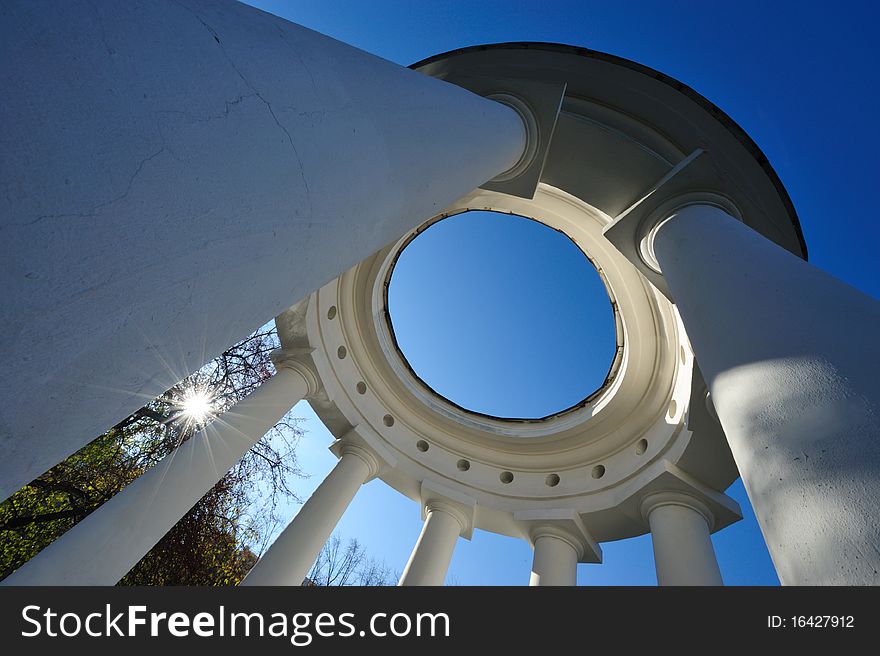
[638,193,743,274]
[270,348,321,398]
[329,425,398,482]
[334,442,383,481]
[419,480,476,539]
[624,461,742,535]
[457,75,565,199]
[640,491,715,530]
[423,500,471,534]
[514,509,602,563]
[483,92,539,185]
[530,525,588,560]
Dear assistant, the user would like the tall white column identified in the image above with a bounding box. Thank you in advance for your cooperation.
[2,361,316,586]
[650,203,880,585]
[641,492,722,586]
[0,0,528,500]
[398,501,466,586]
[529,530,579,586]
[240,444,380,586]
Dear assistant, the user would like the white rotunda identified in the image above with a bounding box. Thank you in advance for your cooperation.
[2,1,878,586]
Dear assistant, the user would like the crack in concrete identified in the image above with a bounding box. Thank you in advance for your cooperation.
[155,92,260,129]
[20,1,317,229]
[173,0,314,216]
[152,92,264,166]
[23,148,166,227]
[268,19,320,100]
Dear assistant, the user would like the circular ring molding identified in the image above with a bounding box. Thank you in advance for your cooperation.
[282,186,721,542]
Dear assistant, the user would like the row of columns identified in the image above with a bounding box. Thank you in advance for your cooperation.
[245,476,723,586]
[2,354,724,586]
[0,344,728,590]
[10,207,862,587]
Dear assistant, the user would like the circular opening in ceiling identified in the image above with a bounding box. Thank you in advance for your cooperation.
[386,210,618,420]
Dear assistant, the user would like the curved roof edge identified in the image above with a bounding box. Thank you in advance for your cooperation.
[411,41,807,260]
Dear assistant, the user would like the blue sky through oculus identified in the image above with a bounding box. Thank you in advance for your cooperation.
[388,211,617,419]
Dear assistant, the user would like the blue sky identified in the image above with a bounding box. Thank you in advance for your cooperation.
[388,211,616,419]
[242,0,879,585]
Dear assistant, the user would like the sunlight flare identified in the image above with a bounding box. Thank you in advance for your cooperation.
[177,387,216,428]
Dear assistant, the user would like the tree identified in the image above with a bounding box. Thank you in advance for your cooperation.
[0,323,304,585]
[306,534,394,586]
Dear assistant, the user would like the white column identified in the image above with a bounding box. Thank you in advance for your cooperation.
[0,0,528,500]
[650,203,880,585]
[529,530,579,586]
[240,444,379,586]
[398,502,466,586]
[2,362,316,586]
[641,492,722,586]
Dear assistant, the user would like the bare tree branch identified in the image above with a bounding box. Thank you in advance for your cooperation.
[307,535,393,586]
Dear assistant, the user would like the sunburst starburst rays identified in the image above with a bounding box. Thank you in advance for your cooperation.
[175,385,218,432]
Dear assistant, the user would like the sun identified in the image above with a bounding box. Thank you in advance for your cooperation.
[178,387,216,427]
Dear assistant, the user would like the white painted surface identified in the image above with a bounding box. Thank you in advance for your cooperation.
[529,534,578,586]
[653,204,880,585]
[241,445,377,586]
[643,494,722,586]
[0,0,525,499]
[398,504,464,586]
[2,366,310,585]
